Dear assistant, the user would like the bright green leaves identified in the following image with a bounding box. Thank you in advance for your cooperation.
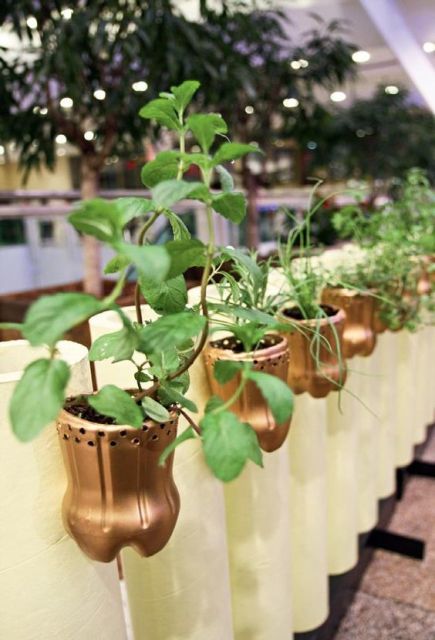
[104,254,130,274]
[141,151,180,188]
[23,293,104,347]
[165,238,207,278]
[158,383,198,413]
[163,210,191,240]
[213,360,243,384]
[169,80,200,112]
[200,411,263,482]
[138,311,206,353]
[151,179,205,209]
[159,426,196,466]
[115,243,170,282]
[139,275,187,315]
[89,324,139,363]
[10,358,70,442]
[139,98,181,131]
[69,197,147,243]
[212,192,246,223]
[245,370,294,424]
[215,165,234,192]
[88,386,143,428]
[141,396,170,422]
[187,113,228,152]
[213,142,259,165]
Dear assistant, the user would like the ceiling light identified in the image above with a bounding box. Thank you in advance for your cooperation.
[290,60,301,70]
[283,97,299,108]
[61,8,73,20]
[423,41,435,53]
[60,97,73,108]
[352,50,371,64]
[55,134,67,144]
[26,17,38,29]
[84,130,95,141]
[132,81,148,92]
[245,105,255,114]
[40,107,48,115]
[307,141,317,150]
[93,89,106,100]
[330,91,347,102]
[385,85,399,95]
[298,59,309,68]
[0,146,4,155]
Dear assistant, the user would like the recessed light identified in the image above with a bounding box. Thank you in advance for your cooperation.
[84,131,95,141]
[283,98,299,108]
[93,89,106,100]
[61,8,73,20]
[26,17,38,29]
[290,60,301,70]
[132,81,148,92]
[60,97,73,109]
[352,50,371,64]
[423,41,435,53]
[245,105,255,114]
[55,134,67,144]
[385,85,399,95]
[330,91,347,103]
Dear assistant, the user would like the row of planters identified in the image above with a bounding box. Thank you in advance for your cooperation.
[2,82,434,563]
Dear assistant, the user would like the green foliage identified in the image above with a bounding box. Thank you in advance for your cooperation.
[245,370,294,424]
[139,275,187,315]
[200,411,263,482]
[213,360,244,384]
[138,312,206,353]
[89,324,139,363]
[165,239,207,278]
[115,243,170,282]
[10,359,70,442]
[212,193,246,223]
[88,386,143,428]
[151,179,205,208]
[187,113,228,152]
[141,397,170,423]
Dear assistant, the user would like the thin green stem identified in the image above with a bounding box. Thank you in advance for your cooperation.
[134,210,163,325]
[103,268,128,306]
[211,375,247,414]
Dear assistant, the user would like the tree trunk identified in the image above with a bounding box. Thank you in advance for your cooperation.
[242,157,260,249]
[81,159,103,297]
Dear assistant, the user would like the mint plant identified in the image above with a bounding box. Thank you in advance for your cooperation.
[5,80,294,482]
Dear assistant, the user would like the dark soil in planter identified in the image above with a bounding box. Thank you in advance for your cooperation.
[210,333,283,354]
[282,304,337,321]
[64,394,176,426]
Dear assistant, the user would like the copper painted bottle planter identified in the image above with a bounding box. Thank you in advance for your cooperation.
[321,288,376,358]
[277,306,347,397]
[203,334,291,452]
[57,405,180,563]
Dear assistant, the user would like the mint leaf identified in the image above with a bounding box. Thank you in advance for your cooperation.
[245,370,294,424]
[200,410,263,481]
[115,243,170,281]
[148,348,181,377]
[141,151,180,188]
[171,80,200,111]
[165,238,206,278]
[69,198,141,243]
[138,311,206,353]
[159,426,196,466]
[139,98,181,130]
[113,197,155,220]
[213,142,259,166]
[158,383,198,412]
[139,274,187,315]
[215,164,234,192]
[141,396,170,422]
[163,210,191,240]
[88,386,143,428]
[104,254,130,274]
[151,179,204,208]
[89,324,138,363]
[205,395,225,413]
[10,358,70,442]
[23,293,104,347]
[214,360,243,384]
[187,113,228,152]
[212,192,246,223]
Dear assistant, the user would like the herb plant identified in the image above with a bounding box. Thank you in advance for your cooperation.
[5,81,294,482]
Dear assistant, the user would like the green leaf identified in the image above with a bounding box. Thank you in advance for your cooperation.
[139,98,181,130]
[158,383,198,412]
[215,164,234,192]
[104,254,130,274]
[171,80,200,111]
[205,395,225,413]
[139,274,187,315]
[212,192,246,223]
[213,360,243,384]
[213,142,259,166]
[141,396,170,422]
[148,348,181,377]
[138,311,206,353]
[69,198,141,243]
[23,293,104,347]
[88,386,143,428]
[10,358,70,442]
[163,210,191,240]
[165,238,206,278]
[159,426,196,466]
[151,179,204,208]
[200,411,263,482]
[115,243,170,281]
[113,197,155,220]
[187,113,228,152]
[89,325,138,363]
[245,370,294,424]
[221,247,264,289]
[0,322,22,331]
[141,151,180,188]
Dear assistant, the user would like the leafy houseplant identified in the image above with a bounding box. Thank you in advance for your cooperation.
[202,249,294,452]
[276,187,347,397]
[4,81,296,559]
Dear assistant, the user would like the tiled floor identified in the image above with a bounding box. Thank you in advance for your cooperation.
[335,429,435,640]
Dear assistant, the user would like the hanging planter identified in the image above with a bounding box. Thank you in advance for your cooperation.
[204,334,291,452]
[276,305,347,397]
[57,399,180,563]
[321,288,376,358]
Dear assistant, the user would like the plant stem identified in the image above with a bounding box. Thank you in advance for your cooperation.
[103,268,128,306]
[212,375,247,414]
[179,407,201,435]
[134,210,162,325]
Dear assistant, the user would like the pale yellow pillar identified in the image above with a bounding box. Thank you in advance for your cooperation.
[0,340,127,640]
[395,331,418,467]
[376,331,398,499]
[89,306,234,640]
[289,395,328,633]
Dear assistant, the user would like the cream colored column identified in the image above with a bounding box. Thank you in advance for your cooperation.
[413,328,428,445]
[395,331,418,467]
[0,340,127,640]
[376,331,398,499]
[326,382,359,575]
[289,395,328,633]
[90,306,234,640]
